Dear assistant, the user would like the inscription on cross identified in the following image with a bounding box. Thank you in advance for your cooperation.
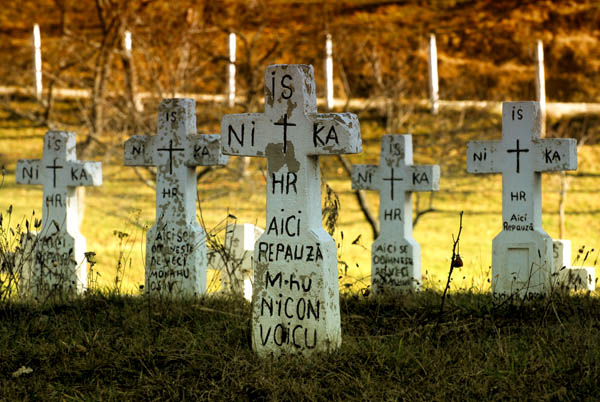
[221,64,361,355]
[125,98,228,296]
[467,101,577,298]
[352,135,440,292]
[16,131,102,296]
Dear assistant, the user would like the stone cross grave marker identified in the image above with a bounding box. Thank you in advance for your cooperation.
[16,131,102,296]
[207,223,264,301]
[221,64,361,355]
[125,98,228,296]
[467,101,577,298]
[352,134,440,293]
[553,239,595,291]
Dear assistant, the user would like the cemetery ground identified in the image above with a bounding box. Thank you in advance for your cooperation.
[0,291,598,399]
[0,100,599,398]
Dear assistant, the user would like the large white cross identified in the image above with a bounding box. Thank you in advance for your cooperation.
[467,101,577,298]
[125,98,228,296]
[221,64,361,355]
[352,134,440,292]
[16,131,102,296]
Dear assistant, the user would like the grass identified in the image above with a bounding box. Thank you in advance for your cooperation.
[1,291,599,400]
[0,103,598,293]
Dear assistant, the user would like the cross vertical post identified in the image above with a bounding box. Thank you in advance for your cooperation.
[467,101,577,298]
[124,98,228,296]
[221,64,361,355]
[352,135,439,292]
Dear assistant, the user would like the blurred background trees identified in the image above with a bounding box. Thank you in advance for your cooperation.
[0,0,599,145]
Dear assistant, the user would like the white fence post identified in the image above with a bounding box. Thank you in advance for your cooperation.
[32,24,42,101]
[123,30,144,112]
[535,39,546,136]
[325,33,334,110]
[228,33,236,107]
[428,34,439,115]
[124,30,132,53]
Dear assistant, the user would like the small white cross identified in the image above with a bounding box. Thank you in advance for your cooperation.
[352,134,440,292]
[125,98,228,296]
[467,101,577,297]
[16,131,102,295]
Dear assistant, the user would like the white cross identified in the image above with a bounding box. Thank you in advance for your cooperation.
[352,134,440,292]
[16,131,102,295]
[467,101,577,298]
[221,64,361,355]
[553,239,595,291]
[125,98,228,296]
[207,223,264,301]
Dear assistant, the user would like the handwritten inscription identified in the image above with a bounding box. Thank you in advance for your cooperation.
[258,271,319,349]
[147,226,196,292]
[372,242,415,289]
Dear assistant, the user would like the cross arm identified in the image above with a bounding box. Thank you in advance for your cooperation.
[533,138,577,172]
[310,112,362,155]
[466,140,502,174]
[66,161,102,187]
[351,164,379,190]
[187,134,229,166]
[124,135,155,166]
[407,165,440,192]
[221,113,266,157]
[16,159,43,185]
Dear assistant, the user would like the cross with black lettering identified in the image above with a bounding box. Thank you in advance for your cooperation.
[16,131,102,234]
[222,64,362,236]
[466,101,578,297]
[352,135,439,293]
[352,135,439,238]
[125,98,228,222]
[221,64,362,355]
[125,99,229,297]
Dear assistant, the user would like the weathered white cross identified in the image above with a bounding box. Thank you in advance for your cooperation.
[352,134,440,292]
[221,64,361,355]
[467,101,577,298]
[125,98,228,296]
[16,131,102,296]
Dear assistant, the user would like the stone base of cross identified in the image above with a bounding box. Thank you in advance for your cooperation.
[352,135,440,293]
[207,223,264,301]
[491,230,554,297]
[124,98,228,297]
[16,131,102,297]
[553,239,595,292]
[467,101,577,298]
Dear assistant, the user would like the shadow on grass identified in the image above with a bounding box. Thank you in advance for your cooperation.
[1,290,599,400]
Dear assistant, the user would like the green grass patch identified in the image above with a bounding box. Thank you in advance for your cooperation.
[1,292,599,400]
